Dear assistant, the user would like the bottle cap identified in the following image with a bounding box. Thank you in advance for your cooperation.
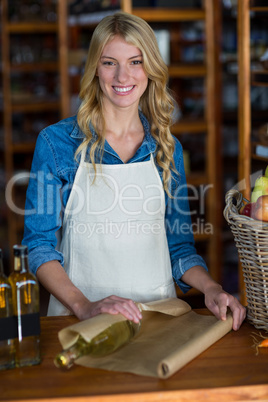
[13,245,28,257]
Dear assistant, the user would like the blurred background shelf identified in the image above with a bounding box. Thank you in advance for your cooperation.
[1,0,267,305]
[1,0,69,264]
[0,0,222,286]
[237,0,268,304]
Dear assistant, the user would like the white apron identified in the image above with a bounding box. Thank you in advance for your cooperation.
[47,148,176,316]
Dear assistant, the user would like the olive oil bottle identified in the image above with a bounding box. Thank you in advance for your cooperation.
[0,249,16,370]
[9,245,41,367]
[54,319,141,369]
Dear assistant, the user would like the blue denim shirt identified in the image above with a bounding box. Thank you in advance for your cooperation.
[22,112,207,293]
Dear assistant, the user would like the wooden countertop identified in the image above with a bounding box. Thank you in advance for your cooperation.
[1,312,268,402]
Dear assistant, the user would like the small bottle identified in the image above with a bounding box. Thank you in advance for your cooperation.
[0,249,16,370]
[9,245,41,367]
[54,319,141,369]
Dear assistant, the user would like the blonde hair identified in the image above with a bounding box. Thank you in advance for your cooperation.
[76,11,176,194]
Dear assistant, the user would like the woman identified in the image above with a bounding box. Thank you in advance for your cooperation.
[23,12,246,330]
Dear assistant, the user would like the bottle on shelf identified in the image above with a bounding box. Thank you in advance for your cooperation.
[9,245,41,367]
[0,249,16,370]
[54,319,141,369]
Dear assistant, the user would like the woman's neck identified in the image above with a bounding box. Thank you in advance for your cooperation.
[103,106,142,138]
[103,107,145,162]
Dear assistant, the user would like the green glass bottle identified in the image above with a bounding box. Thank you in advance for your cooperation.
[54,319,141,369]
[9,245,41,367]
[0,249,16,370]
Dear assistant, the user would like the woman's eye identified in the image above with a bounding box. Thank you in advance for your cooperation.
[103,61,115,66]
[132,60,142,65]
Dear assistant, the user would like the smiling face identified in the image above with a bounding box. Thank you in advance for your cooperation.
[96,35,148,112]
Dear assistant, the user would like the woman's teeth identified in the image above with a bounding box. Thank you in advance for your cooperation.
[113,86,134,93]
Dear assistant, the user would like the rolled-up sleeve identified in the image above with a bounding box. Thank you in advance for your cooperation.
[165,138,208,293]
[22,131,64,275]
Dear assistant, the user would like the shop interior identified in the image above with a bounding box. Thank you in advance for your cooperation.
[1,0,268,311]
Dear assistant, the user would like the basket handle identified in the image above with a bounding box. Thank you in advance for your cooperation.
[223,189,245,224]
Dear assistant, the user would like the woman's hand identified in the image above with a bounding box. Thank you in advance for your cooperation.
[181,265,247,331]
[204,284,246,331]
[72,295,143,323]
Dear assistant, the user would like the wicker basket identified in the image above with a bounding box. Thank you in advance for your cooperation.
[224,189,268,330]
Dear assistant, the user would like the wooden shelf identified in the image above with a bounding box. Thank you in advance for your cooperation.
[1,0,70,255]
[252,154,268,161]
[251,141,268,161]
[168,64,206,77]
[250,7,268,12]
[237,0,268,304]
[12,143,36,153]
[172,119,207,134]
[251,69,268,75]
[194,233,211,242]
[12,100,60,113]
[238,0,268,198]
[251,82,268,87]
[5,22,58,33]
[251,70,268,87]
[187,173,208,186]
[11,62,59,72]
[132,8,205,22]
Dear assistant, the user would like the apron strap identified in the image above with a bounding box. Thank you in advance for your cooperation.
[80,144,87,166]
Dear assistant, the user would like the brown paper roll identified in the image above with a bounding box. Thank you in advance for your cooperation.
[57,298,233,378]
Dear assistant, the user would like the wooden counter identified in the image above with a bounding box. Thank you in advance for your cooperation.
[1,312,268,402]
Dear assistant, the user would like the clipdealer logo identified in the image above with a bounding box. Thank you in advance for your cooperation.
[5,170,212,217]
[6,167,261,236]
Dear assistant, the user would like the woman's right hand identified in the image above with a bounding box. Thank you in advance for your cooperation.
[73,295,143,323]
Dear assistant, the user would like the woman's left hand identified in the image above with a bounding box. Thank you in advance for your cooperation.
[204,284,247,331]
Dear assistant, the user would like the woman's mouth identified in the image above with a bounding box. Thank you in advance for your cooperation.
[113,85,135,94]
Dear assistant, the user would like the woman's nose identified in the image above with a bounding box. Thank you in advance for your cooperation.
[115,65,129,83]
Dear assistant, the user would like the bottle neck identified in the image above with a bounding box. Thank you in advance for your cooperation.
[14,255,29,273]
[54,338,92,369]
[13,245,29,273]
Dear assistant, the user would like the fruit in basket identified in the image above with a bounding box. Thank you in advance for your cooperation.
[252,195,268,222]
[240,202,256,217]
[251,176,268,203]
